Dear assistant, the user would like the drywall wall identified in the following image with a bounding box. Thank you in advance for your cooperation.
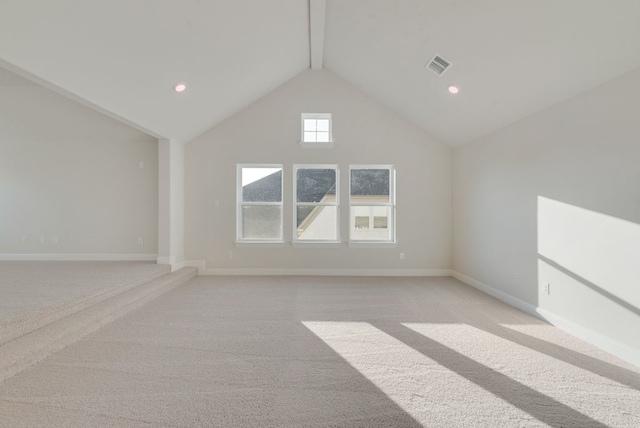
[453,67,640,362]
[0,68,158,258]
[185,69,452,273]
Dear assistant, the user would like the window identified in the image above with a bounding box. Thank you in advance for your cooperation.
[293,165,339,243]
[236,164,283,243]
[300,113,333,148]
[349,165,396,243]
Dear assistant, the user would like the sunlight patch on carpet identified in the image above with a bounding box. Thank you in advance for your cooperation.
[404,322,640,427]
[302,321,535,425]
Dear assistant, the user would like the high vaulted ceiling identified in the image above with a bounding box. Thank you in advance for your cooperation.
[2,0,640,146]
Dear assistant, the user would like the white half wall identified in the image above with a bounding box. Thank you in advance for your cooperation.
[0,68,158,257]
[453,67,640,362]
[185,69,452,272]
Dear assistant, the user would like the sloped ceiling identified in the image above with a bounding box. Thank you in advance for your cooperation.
[0,0,310,142]
[1,0,640,145]
[324,0,640,145]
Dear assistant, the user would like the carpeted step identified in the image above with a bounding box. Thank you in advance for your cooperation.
[0,264,171,347]
[0,267,197,383]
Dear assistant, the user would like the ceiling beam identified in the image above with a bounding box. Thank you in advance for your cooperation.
[309,0,326,70]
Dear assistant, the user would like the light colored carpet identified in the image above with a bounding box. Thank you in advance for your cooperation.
[0,275,639,427]
[0,261,169,345]
[0,265,196,383]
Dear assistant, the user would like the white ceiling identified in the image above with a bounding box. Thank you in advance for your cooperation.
[2,0,640,146]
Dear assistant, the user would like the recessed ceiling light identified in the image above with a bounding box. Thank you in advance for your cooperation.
[173,82,187,93]
[448,85,459,94]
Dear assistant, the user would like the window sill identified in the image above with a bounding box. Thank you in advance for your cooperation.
[291,241,342,248]
[347,241,397,248]
[234,241,285,248]
[299,141,334,149]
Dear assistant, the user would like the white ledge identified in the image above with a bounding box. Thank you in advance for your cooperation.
[234,241,285,248]
[347,241,397,248]
[291,241,342,248]
[299,140,334,149]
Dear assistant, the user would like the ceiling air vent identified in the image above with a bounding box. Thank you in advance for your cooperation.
[426,54,452,76]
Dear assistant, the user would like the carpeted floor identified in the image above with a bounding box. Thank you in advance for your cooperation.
[0,275,638,427]
[0,261,169,344]
[0,261,169,326]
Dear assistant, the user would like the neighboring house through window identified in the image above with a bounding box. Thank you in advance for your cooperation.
[236,164,283,243]
[293,165,339,244]
[349,165,396,243]
[236,117,396,246]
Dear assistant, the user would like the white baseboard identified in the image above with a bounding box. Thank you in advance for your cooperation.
[170,261,186,272]
[185,260,206,274]
[452,271,540,319]
[158,256,186,272]
[452,270,640,368]
[536,307,640,368]
[185,261,450,277]
[201,268,452,277]
[0,253,158,262]
[157,256,176,265]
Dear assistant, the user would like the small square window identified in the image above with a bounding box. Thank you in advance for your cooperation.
[355,216,370,229]
[301,113,333,148]
[374,216,388,229]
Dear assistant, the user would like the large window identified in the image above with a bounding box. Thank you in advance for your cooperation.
[236,164,283,242]
[293,165,339,243]
[349,165,396,243]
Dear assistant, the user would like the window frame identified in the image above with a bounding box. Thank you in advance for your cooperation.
[292,164,340,247]
[300,113,333,149]
[236,163,285,245]
[348,164,397,247]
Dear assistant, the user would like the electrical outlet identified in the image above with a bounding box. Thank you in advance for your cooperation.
[542,282,550,295]
[227,251,233,259]
[21,236,28,245]
[138,237,144,246]
[399,252,405,260]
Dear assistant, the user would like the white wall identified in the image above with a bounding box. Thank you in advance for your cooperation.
[0,68,158,258]
[185,69,452,274]
[453,67,640,363]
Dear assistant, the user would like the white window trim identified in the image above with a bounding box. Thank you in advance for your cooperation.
[236,163,284,245]
[300,113,334,148]
[292,164,340,246]
[348,164,396,245]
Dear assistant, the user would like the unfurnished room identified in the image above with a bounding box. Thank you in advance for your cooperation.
[1,1,639,427]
